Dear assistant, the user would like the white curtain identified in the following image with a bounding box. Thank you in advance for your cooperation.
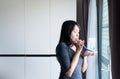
[86,0,99,79]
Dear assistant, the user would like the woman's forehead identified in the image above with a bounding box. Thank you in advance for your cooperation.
[73,25,80,31]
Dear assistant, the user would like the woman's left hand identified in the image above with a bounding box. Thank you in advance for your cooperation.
[83,51,96,56]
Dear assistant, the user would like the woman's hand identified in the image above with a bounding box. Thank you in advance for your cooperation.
[83,51,96,56]
[75,40,85,52]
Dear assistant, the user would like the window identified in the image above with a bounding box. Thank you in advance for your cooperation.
[99,0,111,79]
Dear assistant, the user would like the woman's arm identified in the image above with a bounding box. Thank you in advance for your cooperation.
[81,55,88,73]
[66,40,84,77]
[66,49,82,77]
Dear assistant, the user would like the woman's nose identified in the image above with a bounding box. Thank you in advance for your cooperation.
[76,33,79,37]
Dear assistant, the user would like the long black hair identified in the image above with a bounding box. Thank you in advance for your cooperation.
[58,20,80,45]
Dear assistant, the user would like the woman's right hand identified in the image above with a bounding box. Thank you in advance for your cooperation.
[75,40,84,51]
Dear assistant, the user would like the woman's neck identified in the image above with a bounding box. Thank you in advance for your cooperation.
[69,44,76,52]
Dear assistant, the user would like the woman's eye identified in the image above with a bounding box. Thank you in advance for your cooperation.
[74,30,77,33]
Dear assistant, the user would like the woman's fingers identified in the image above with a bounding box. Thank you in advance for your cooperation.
[83,51,96,56]
[75,40,85,51]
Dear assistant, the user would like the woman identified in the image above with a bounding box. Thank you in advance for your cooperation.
[56,20,94,79]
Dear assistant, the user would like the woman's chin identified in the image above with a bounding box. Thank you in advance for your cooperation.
[74,41,77,44]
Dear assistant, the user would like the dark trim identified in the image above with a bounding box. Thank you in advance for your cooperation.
[97,0,103,79]
[0,54,56,57]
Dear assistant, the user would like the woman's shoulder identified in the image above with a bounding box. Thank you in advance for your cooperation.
[56,42,69,56]
[57,42,68,48]
[56,42,68,52]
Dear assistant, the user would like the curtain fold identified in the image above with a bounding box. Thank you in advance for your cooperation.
[77,0,89,79]
[77,0,98,79]
[81,0,89,46]
[82,0,89,79]
[86,0,99,79]
[108,0,120,79]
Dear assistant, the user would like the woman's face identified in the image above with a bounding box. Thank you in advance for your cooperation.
[70,25,80,43]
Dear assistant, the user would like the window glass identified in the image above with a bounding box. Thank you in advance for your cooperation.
[101,0,111,79]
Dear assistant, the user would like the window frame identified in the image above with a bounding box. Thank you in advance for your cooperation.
[97,0,110,79]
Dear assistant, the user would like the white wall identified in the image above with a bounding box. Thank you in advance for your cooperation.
[0,0,76,79]
[0,0,25,54]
